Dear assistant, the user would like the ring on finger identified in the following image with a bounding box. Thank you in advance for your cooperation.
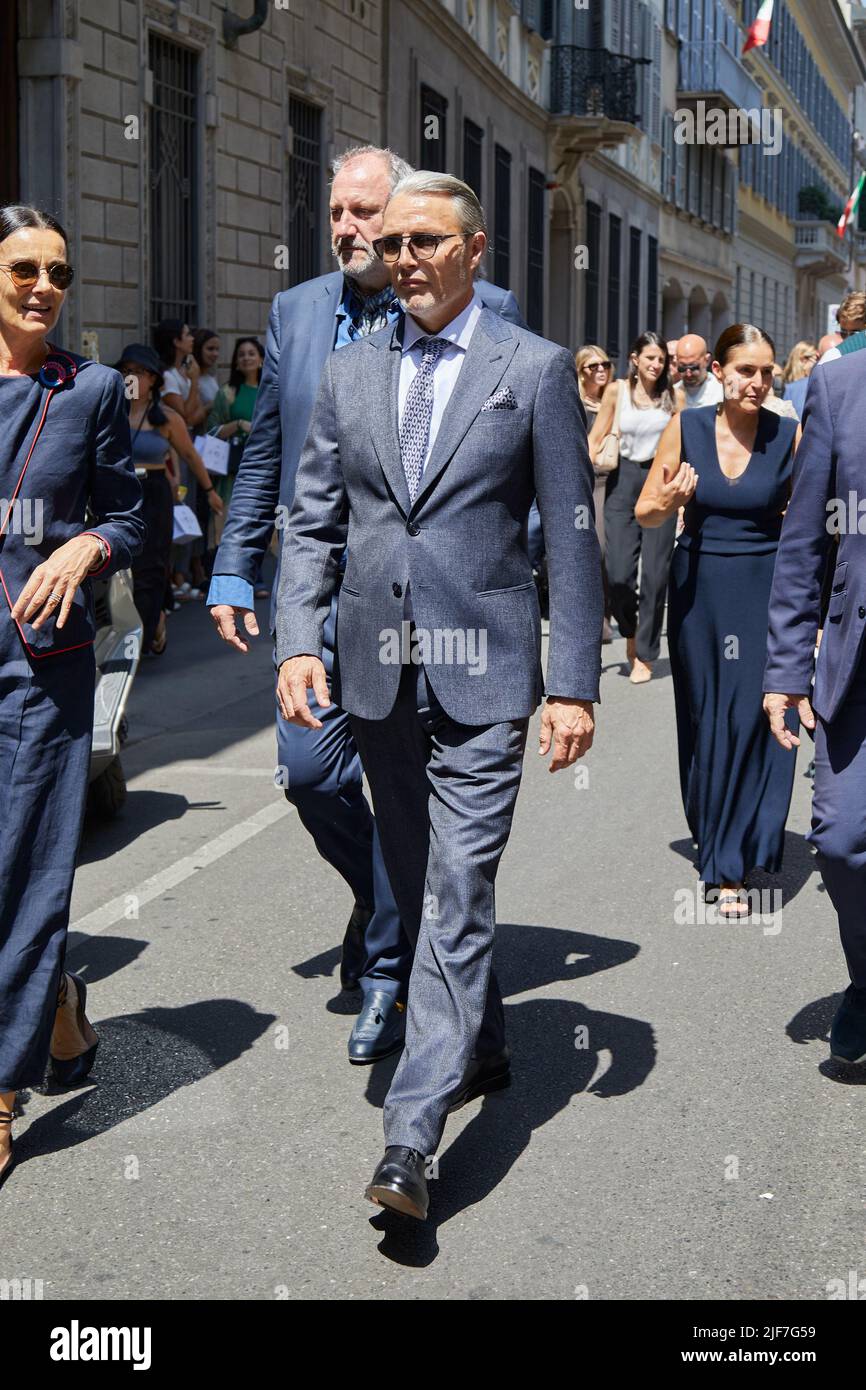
[48,591,64,605]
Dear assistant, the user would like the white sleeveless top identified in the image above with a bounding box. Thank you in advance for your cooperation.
[618,382,671,463]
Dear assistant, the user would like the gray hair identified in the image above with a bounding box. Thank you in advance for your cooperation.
[388,171,487,237]
[330,145,413,191]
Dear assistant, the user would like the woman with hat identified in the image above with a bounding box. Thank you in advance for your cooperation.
[115,343,223,655]
[0,204,146,1191]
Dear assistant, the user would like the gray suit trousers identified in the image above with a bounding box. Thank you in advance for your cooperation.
[350,659,528,1155]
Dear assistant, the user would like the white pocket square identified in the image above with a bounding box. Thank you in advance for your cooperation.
[480,386,518,412]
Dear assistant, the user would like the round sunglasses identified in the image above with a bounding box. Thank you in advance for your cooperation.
[0,260,75,290]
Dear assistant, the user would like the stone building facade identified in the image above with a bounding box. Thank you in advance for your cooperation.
[5,0,383,365]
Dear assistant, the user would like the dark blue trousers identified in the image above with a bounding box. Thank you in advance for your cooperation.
[275,587,411,996]
[811,653,866,988]
[0,616,94,1090]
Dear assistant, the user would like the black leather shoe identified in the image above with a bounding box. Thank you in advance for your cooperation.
[830,985,866,1064]
[348,990,405,1064]
[448,1046,511,1112]
[340,903,371,992]
[365,1146,428,1220]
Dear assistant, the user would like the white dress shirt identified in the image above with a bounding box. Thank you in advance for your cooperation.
[398,292,483,470]
[397,292,482,624]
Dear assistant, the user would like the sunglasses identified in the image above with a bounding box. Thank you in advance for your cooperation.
[586,360,612,372]
[0,260,75,290]
[372,233,470,263]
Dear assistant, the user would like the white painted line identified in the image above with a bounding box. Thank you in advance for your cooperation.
[71,799,290,937]
[139,764,280,779]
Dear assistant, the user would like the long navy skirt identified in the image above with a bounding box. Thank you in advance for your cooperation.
[0,613,94,1090]
[667,543,797,884]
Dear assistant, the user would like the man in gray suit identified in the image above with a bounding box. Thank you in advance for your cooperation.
[209,146,525,1063]
[275,173,603,1219]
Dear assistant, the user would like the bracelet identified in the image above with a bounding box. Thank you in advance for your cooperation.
[202,485,214,494]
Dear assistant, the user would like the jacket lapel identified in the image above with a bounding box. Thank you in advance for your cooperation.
[368,321,411,516]
[410,308,518,515]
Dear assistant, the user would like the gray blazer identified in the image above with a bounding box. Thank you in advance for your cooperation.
[275,307,604,724]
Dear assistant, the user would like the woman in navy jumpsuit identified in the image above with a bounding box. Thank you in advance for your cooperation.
[0,205,144,1190]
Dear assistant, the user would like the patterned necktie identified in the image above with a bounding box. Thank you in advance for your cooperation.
[400,336,446,503]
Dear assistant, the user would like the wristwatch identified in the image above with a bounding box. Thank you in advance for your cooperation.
[88,535,110,572]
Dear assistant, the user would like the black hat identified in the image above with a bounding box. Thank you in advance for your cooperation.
[114,342,164,387]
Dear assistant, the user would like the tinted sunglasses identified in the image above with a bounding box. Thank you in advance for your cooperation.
[372,232,470,263]
[586,360,612,371]
[0,260,75,290]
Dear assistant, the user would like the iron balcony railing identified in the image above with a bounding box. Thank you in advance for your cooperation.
[549,46,648,125]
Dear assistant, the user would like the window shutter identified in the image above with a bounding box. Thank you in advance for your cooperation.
[651,20,662,145]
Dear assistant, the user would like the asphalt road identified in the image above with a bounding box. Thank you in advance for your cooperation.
[4,583,861,1301]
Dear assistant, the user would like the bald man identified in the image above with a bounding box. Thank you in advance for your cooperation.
[674,334,723,409]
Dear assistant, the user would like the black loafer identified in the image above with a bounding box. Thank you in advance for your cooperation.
[340,903,371,992]
[448,1046,511,1112]
[348,990,406,1064]
[365,1146,428,1220]
[830,985,866,1064]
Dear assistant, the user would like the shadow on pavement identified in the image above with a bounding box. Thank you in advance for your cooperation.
[15,1000,275,1161]
[668,829,818,908]
[370,995,656,1263]
[356,922,651,1260]
[78,792,221,864]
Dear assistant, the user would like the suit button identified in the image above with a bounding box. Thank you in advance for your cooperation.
[407,522,420,537]
[860,607,866,619]
[392,582,403,597]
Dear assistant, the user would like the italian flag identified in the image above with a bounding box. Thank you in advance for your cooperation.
[837,172,866,239]
[742,0,774,54]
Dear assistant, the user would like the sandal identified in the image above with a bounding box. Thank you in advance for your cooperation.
[49,973,99,1087]
[150,617,167,656]
[718,885,750,919]
[0,1108,15,1193]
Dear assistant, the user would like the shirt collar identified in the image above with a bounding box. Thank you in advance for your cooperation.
[401,293,482,355]
[336,277,398,324]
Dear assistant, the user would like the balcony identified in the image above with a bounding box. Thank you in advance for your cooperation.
[549,46,650,155]
[677,40,763,119]
[854,230,866,267]
[793,220,848,276]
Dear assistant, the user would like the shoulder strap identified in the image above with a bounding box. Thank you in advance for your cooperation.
[612,379,624,434]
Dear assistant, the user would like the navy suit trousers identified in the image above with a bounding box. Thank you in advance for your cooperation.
[811,651,866,987]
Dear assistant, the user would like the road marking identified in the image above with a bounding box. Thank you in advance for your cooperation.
[70,799,290,937]
[145,764,281,779]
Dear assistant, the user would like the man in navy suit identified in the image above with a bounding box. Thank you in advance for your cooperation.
[764,354,866,1064]
[208,145,525,1062]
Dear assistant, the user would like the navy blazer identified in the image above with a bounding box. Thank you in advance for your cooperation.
[211,272,526,619]
[765,355,866,723]
[0,352,145,659]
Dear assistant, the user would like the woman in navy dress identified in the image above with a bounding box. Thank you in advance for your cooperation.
[636,324,799,916]
[0,205,145,1190]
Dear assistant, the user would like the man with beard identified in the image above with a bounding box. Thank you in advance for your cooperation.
[208,146,524,1061]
